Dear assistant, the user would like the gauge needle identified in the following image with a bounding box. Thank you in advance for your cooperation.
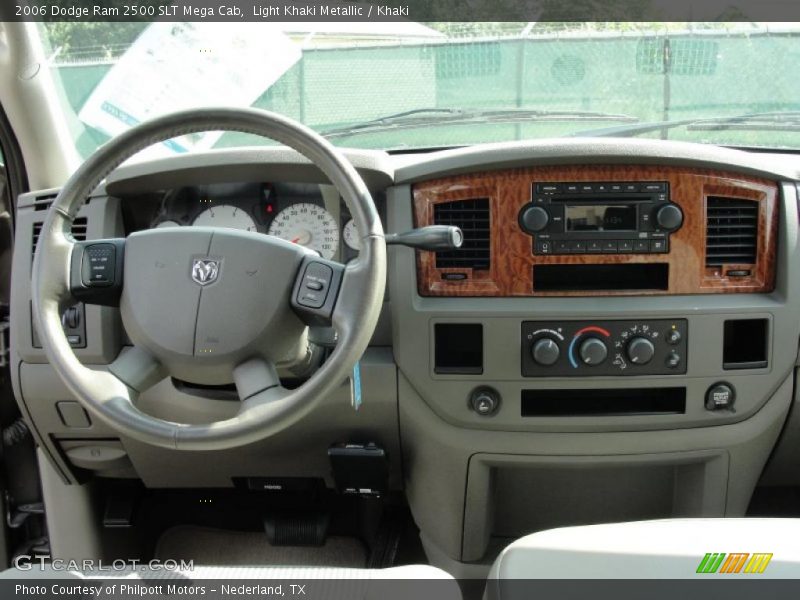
[291,230,312,245]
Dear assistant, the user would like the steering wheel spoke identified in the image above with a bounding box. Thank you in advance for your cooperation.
[233,356,283,401]
[69,238,126,306]
[108,345,167,395]
[290,255,346,326]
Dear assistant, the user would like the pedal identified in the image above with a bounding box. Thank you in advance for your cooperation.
[263,513,329,546]
[7,501,44,529]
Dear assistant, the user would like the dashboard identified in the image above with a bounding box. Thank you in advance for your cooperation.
[9,138,800,568]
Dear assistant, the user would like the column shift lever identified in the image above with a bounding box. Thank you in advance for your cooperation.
[385,225,463,250]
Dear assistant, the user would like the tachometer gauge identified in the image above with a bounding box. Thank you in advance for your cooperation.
[192,205,257,231]
[267,203,339,260]
[343,218,360,251]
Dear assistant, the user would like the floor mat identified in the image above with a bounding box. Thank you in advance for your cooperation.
[155,525,367,567]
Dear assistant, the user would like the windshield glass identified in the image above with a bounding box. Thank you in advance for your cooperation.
[39,21,800,158]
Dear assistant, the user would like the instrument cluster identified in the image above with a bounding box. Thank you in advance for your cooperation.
[147,181,360,261]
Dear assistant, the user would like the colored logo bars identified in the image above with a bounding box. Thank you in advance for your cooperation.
[696,553,773,574]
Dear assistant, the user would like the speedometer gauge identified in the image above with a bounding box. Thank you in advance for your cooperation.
[192,205,257,231]
[267,203,339,260]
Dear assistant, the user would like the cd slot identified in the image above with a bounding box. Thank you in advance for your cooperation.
[521,387,686,417]
[533,263,668,292]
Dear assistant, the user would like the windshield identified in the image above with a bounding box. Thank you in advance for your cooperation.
[39,21,800,158]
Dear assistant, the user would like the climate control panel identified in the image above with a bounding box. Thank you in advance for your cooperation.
[521,319,688,377]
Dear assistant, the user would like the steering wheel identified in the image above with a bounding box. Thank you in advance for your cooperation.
[31,108,386,451]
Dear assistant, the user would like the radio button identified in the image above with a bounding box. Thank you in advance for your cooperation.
[587,241,603,253]
[555,241,571,254]
[596,183,610,192]
[639,208,653,230]
[651,239,668,253]
[536,240,553,254]
[579,184,594,193]
[602,240,618,252]
[536,183,562,194]
[569,241,586,253]
[642,182,667,192]
[565,183,580,193]
[609,183,624,192]
[624,183,639,192]
[618,240,634,253]
[633,240,650,253]
[655,203,684,232]
[520,205,551,233]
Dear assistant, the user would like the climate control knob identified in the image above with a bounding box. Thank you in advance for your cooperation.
[626,336,656,365]
[655,204,684,232]
[532,337,560,366]
[519,205,550,233]
[579,337,608,366]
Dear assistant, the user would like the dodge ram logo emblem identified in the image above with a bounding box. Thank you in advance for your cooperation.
[191,258,220,286]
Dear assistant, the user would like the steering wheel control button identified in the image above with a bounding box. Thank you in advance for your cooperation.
[81,243,116,286]
[626,337,656,365]
[706,383,736,411]
[71,238,126,306]
[297,262,333,309]
[579,337,608,365]
[469,387,501,416]
[532,337,561,366]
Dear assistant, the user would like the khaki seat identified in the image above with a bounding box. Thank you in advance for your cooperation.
[487,518,800,587]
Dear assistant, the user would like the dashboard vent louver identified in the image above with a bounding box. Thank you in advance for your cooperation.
[434,198,490,270]
[705,197,758,267]
[32,217,88,259]
[33,193,58,211]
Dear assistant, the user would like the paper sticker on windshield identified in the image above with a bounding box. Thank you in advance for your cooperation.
[78,22,301,158]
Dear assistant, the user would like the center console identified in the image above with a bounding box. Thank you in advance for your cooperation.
[388,141,799,569]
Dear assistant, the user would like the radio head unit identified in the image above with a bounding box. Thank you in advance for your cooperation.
[519,181,683,255]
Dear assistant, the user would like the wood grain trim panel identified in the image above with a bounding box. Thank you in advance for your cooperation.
[413,165,779,297]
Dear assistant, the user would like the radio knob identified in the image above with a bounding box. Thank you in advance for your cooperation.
[519,205,550,233]
[532,337,560,366]
[626,336,656,365]
[655,204,684,232]
[579,337,608,366]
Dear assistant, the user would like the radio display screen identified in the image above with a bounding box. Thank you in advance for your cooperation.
[565,204,637,231]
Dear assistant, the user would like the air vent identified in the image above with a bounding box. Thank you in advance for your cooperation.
[705,197,758,267]
[33,193,58,211]
[32,217,89,259]
[434,198,490,270]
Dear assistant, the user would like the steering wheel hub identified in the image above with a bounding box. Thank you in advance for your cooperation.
[121,227,312,385]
